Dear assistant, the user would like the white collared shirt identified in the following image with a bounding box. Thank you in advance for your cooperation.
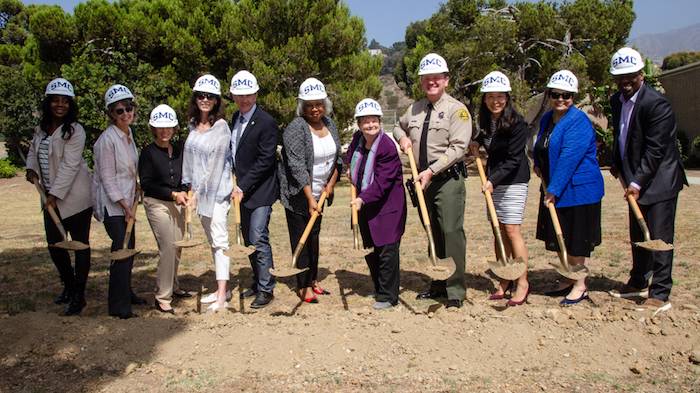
[619,86,642,190]
[231,104,257,164]
[92,124,138,220]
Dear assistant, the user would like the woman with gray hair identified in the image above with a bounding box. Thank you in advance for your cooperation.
[278,77,341,304]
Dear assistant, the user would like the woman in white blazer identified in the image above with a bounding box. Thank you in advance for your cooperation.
[92,84,144,319]
[26,78,93,316]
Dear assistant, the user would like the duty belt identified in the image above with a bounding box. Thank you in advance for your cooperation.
[431,161,467,182]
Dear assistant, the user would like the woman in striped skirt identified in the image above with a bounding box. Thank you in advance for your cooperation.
[469,71,531,306]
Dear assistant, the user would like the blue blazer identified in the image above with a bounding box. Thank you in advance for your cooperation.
[535,107,604,208]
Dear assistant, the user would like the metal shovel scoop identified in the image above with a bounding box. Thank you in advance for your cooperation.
[475,157,527,280]
[268,192,329,278]
[541,182,589,281]
[32,180,89,251]
[350,184,361,250]
[405,149,456,281]
[173,190,201,248]
[109,189,141,260]
[226,176,256,258]
[620,181,673,252]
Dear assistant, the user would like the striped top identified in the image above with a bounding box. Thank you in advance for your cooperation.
[38,135,51,191]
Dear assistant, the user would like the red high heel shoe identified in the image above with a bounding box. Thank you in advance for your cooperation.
[506,287,530,307]
[312,286,331,295]
[488,281,514,301]
[303,295,319,304]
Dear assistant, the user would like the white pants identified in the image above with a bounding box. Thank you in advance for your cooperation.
[199,200,230,281]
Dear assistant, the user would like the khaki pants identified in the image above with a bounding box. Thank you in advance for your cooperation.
[144,197,184,305]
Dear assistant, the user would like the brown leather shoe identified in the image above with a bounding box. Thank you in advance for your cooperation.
[609,284,648,299]
[635,298,672,315]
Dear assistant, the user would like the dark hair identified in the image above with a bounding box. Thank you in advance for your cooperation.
[478,92,523,135]
[106,99,137,124]
[187,93,225,127]
[40,95,79,140]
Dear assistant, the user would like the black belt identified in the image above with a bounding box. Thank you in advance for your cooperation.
[432,161,467,182]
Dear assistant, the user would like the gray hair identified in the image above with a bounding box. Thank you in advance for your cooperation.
[295,97,333,117]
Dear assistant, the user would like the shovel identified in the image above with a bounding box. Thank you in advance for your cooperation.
[226,176,256,258]
[350,184,361,250]
[541,181,589,281]
[173,190,201,248]
[268,192,329,278]
[32,180,89,251]
[474,157,527,280]
[109,189,141,260]
[404,148,457,281]
[619,180,673,252]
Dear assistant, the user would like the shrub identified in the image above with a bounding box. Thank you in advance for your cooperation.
[0,158,19,178]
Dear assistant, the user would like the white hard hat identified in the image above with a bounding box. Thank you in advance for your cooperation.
[480,71,511,93]
[354,98,383,118]
[149,104,178,128]
[230,70,259,95]
[193,74,221,95]
[45,78,75,97]
[547,70,578,93]
[610,47,644,75]
[298,77,327,100]
[104,84,134,108]
[418,53,449,76]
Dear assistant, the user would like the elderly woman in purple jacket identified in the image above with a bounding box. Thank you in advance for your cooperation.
[348,99,407,310]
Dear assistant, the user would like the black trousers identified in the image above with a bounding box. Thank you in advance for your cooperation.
[103,210,136,316]
[284,208,322,289]
[43,207,92,297]
[628,195,678,301]
[364,242,400,305]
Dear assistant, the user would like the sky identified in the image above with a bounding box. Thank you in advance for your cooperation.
[24,0,700,46]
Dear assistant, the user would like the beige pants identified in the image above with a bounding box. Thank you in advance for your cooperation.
[144,197,184,304]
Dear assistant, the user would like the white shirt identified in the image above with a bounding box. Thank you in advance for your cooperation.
[311,132,336,199]
[38,134,52,190]
[619,87,642,190]
[92,124,138,221]
[231,104,256,165]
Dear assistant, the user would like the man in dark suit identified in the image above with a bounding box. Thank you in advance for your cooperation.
[608,47,688,313]
[229,70,280,308]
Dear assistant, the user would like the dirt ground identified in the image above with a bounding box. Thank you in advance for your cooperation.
[1,171,699,393]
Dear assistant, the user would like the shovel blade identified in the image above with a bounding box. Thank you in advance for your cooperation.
[173,239,202,248]
[549,262,589,281]
[225,244,256,258]
[488,258,527,281]
[110,248,140,261]
[633,239,673,252]
[51,240,90,251]
[269,266,309,278]
[421,257,456,281]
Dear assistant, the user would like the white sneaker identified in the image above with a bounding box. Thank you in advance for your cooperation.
[206,301,229,313]
[200,290,232,304]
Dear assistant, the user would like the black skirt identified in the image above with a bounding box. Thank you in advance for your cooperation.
[536,191,602,257]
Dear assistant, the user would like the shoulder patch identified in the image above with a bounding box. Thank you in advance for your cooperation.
[457,109,470,121]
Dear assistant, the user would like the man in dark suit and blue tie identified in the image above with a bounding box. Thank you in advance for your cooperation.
[229,70,280,308]
[608,47,688,313]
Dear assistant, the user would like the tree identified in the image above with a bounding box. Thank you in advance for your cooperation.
[662,51,700,71]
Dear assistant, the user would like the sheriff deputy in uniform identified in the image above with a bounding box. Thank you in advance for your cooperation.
[393,53,471,308]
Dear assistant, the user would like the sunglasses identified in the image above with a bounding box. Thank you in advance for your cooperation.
[196,92,218,101]
[549,91,573,100]
[113,105,134,115]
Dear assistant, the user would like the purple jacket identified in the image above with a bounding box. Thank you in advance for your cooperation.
[347,131,406,247]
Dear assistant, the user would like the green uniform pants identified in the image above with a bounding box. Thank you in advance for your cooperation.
[424,174,466,300]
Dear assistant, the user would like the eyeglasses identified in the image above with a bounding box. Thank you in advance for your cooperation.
[549,91,573,100]
[303,102,325,110]
[196,92,218,101]
[113,105,134,115]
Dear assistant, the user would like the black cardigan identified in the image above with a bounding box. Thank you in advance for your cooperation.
[476,118,531,186]
[138,141,188,201]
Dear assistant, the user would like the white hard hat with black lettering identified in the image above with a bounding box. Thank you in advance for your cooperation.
[230,70,259,95]
[480,71,511,93]
[610,47,644,75]
[547,70,578,93]
[45,78,75,97]
[418,53,449,76]
[298,77,327,100]
[354,98,383,118]
[104,84,134,108]
[193,74,221,95]
[149,104,178,128]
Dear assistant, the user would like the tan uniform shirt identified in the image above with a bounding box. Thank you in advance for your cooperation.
[393,93,471,174]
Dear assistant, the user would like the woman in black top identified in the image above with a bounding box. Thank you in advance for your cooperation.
[138,105,190,313]
[469,71,531,306]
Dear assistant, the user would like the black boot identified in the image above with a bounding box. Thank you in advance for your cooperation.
[54,286,71,305]
[63,285,85,316]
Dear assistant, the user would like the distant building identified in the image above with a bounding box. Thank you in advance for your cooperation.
[659,61,700,147]
[368,49,383,57]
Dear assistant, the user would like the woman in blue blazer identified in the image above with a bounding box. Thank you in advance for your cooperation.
[533,70,604,306]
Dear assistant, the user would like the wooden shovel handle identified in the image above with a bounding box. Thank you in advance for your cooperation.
[350,184,359,226]
[405,148,431,227]
[475,158,500,230]
[290,191,328,266]
[33,180,68,240]
[122,188,140,249]
[232,175,242,225]
[619,179,651,241]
